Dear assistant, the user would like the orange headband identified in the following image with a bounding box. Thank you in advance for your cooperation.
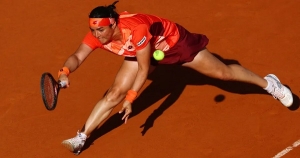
[89,18,115,27]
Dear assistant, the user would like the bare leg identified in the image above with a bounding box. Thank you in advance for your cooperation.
[82,59,139,136]
[182,49,268,88]
[82,62,156,136]
[61,60,157,154]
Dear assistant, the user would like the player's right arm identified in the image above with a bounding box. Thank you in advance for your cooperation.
[63,43,93,72]
[58,43,93,87]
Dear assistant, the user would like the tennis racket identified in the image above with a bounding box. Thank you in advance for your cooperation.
[40,72,67,111]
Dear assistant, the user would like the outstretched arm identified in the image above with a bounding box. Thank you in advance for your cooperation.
[131,42,151,92]
[119,42,151,123]
[58,43,93,86]
[62,43,93,72]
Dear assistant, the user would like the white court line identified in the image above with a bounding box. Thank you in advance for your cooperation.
[273,139,300,158]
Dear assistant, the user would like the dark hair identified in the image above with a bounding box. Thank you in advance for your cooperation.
[89,1,120,24]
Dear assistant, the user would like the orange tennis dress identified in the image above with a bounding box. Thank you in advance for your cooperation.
[83,11,209,65]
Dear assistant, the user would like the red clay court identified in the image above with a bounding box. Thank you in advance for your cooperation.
[1,0,300,157]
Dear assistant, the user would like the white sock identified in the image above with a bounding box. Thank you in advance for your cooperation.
[264,79,272,92]
[79,132,87,139]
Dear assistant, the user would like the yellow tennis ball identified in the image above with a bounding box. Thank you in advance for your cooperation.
[153,50,165,61]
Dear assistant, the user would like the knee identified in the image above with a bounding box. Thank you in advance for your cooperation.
[105,87,126,103]
[215,66,235,81]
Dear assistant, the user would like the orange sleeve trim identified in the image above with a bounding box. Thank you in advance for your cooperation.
[82,31,102,50]
[132,24,152,51]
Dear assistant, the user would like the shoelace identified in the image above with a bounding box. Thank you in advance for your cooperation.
[270,85,285,99]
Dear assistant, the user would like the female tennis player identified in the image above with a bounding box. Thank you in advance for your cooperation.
[58,1,293,154]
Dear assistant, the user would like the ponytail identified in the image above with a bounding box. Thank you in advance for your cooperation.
[107,1,119,10]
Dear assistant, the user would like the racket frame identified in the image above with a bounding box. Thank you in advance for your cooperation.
[40,72,60,111]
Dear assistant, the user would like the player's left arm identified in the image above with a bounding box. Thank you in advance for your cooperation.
[130,42,151,92]
[119,24,152,124]
[119,42,151,124]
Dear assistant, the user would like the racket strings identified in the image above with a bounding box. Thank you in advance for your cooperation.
[40,72,59,110]
[43,75,56,108]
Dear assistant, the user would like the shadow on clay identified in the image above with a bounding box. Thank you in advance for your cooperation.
[81,53,299,152]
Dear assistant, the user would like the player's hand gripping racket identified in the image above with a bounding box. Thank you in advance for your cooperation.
[40,72,67,111]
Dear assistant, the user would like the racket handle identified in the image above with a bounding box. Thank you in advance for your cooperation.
[58,80,67,88]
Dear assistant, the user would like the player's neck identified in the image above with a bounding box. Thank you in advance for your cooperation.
[111,26,122,42]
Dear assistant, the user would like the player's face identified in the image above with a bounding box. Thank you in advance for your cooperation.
[90,25,114,44]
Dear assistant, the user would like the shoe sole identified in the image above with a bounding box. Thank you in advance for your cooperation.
[61,141,75,152]
[281,86,293,107]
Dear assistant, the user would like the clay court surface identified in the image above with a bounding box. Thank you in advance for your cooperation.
[1,0,300,157]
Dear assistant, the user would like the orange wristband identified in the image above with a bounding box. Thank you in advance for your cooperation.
[58,67,70,78]
[125,90,137,103]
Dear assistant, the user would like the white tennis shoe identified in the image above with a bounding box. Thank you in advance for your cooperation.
[62,131,87,155]
[264,74,293,107]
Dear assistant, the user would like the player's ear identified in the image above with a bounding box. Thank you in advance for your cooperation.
[109,17,117,29]
[109,23,113,28]
[111,22,117,29]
